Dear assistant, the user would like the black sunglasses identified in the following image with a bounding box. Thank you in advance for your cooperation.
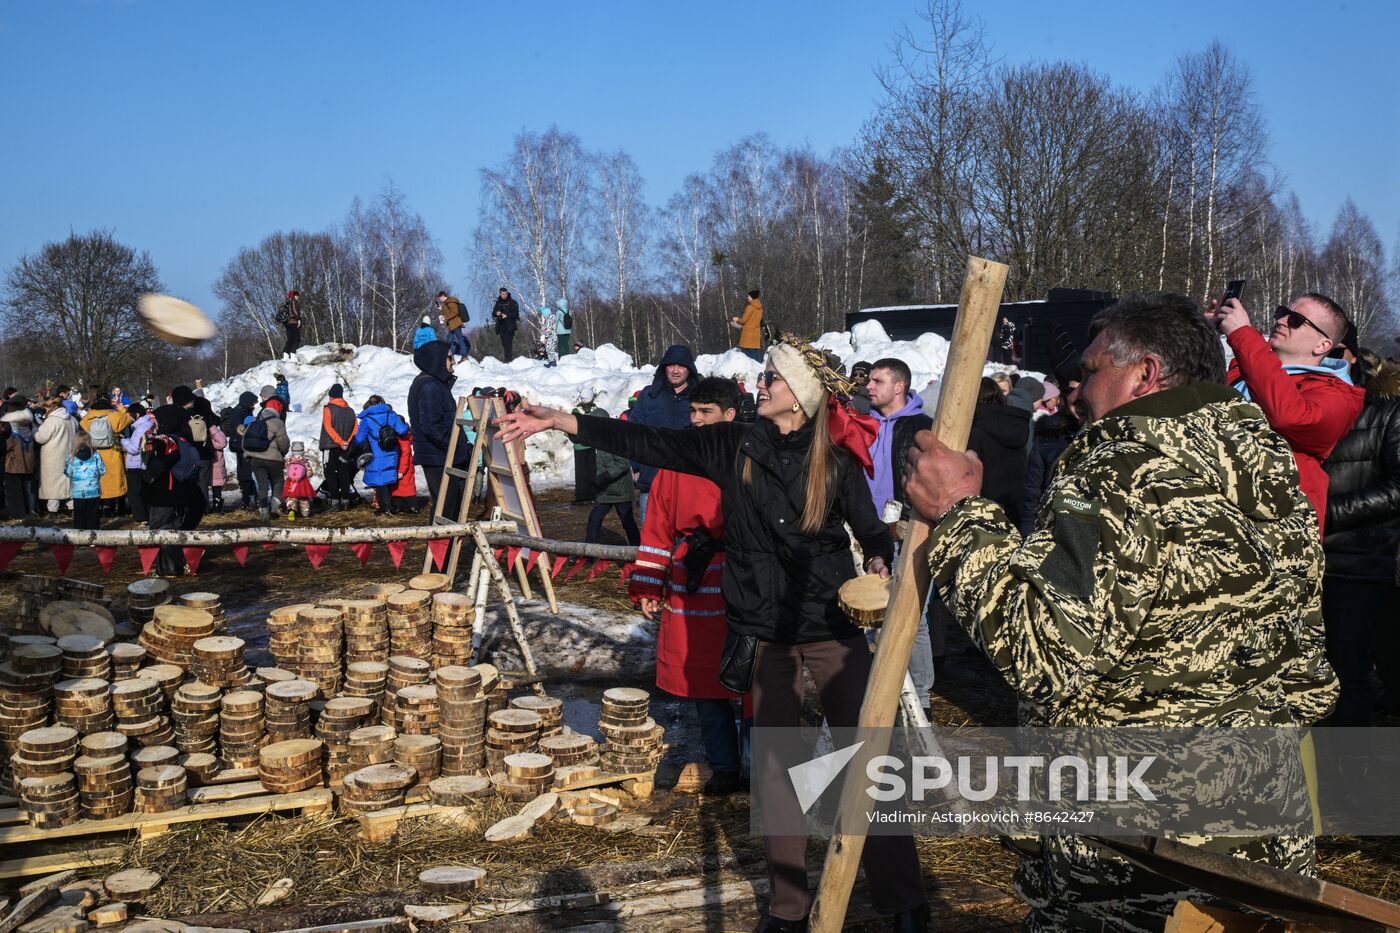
[756,371,785,387]
[1274,307,1333,343]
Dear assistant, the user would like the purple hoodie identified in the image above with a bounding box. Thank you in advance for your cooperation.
[865,391,925,511]
[122,413,156,469]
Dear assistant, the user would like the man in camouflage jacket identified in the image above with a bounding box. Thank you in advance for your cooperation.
[906,293,1338,932]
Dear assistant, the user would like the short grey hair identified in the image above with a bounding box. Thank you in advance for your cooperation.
[1088,293,1226,388]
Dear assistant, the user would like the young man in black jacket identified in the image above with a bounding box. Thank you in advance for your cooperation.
[491,288,520,362]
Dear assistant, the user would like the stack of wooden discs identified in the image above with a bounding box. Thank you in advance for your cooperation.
[258,738,325,794]
[189,637,251,689]
[171,682,221,754]
[126,579,172,630]
[13,576,53,634]
[75,733,133,819]
[331,599,390,667]
[264,680,318,742]
[571,798,619,827]
[599,688,663,774]
[429,593,474,669]
[178,752,219,784]
[134,764,187,813]
[386,590,433,661]
[485,710,541,774]
[58,577,106,601]
[0,660,55,758]
[53,678,114,734]
[429,774,493,804]
[436,666,486,776]
[479,664,508,715]
[256,667,297,688]
[315,697,374,786]
[139,605,216,669]
[130,745,180,770]
[296,608,344,699]
[394,685,440,735]
[408,573,452,595]
[19,772,80,828]
[177,592,225,634]
[496,752,554,800]
[108,643,147,681]
[340,762,415,815]
[383,657,430,726]
[363,582,406,603]
[139,663,185,702]
[266,603,313,674]
[58,634,112,680]
[347,725,397,770]
[394,734,441,786]
[511,695,563,737]
[219,690,266,767]
[343,662,388,715]
[14,726,79,781]
[110,677,172,746]
[539,733,599,770]
[11,643,63,682]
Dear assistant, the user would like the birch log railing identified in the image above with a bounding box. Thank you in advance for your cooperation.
[0,523,641,562]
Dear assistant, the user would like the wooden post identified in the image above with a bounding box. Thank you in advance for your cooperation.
[808,255,1008,933]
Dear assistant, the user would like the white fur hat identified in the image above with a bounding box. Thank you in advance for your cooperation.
[768,343,824,417]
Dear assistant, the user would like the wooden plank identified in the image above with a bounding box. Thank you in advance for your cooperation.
[0,789,332,845]
[187,781,269,804]
[204,768,259,786]
[0,847,124,881]
[0,811,22,828]
[550,771,654,793]
[279,918,406,933]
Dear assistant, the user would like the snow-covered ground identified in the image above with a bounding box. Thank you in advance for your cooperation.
[201,321,1023,489]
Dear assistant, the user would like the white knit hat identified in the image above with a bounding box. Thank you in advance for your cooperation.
[768,343,824,417]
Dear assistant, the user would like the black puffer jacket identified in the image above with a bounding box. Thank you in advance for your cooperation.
[1021,411,1079,535]
[1323,365,1400,581]
[408,342,466,468]
[966,402,1030,528]
[492,294,520,333]
[889,412,932,515]
[573,415,892,643]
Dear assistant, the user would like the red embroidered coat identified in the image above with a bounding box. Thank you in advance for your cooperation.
[628,468,736,699]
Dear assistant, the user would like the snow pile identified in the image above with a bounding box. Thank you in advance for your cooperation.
[200,321,1014,488]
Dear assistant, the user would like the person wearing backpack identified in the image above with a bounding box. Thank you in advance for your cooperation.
[243,387,290,521]
[413,315,437,351]
[120,402,155,522]
[143,404,202,575]
[282,441,318,518]
[319,383,358,511]
[224,390,259,509]
[65,431,106,530]
[2,398,39,519]
[555,297,573,359]
[436,292,471,362]
[353,395,410,514]
[79,398,132,517]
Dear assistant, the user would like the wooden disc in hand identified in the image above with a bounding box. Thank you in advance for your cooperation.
[837,574,890,628]
[138,293,217,347]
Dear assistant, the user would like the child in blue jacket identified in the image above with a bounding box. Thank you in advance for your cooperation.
[65,432,106,530]
[353,396,411,514]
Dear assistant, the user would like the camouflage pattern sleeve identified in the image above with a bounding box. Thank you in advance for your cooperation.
[925,444,1161,724]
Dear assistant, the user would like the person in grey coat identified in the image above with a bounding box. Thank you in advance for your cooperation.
[243,385,290,520]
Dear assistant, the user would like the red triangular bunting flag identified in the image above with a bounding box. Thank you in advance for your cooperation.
[505,546,521,570]
[551,555,568,578]
[0,541,23,572]
[95,546,117,574]
[563,558,590,582]
[349,542,373,568]
[138,546,159,576]
[525,550,542,574]
[182,547,205,575]
[427,538,450,572]
[305,544,331,569]
[262,542,277,549]
[231,544,250,566]
[386,540,407,568]
[50,544,75,575]
[587,560,614,582]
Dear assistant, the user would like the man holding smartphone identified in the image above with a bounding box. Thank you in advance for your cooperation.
[1205,290,1365,530]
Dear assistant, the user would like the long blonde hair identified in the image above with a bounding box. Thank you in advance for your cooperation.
[742,391,838,536]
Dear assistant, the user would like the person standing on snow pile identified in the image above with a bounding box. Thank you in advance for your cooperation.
[628,376,748,796]
[495,335,929,933]
[555,297,573,359]
[273,373,291,410]
[275,290,303,359]
[539,305,560,367]
[1208,290,1365,532]
[436,291,471,360]
[354,395,411,515]
[65,431,105,530]
[492,287,520,363]
[627,344,697,524]
[730,289,764,362]
[319,383,359,512]
[413,315,437,350]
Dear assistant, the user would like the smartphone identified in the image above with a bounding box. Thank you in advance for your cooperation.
[1223,279,1246,303]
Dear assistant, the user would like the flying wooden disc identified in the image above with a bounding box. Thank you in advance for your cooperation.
[838,574,890,628]
[138,293,217,347]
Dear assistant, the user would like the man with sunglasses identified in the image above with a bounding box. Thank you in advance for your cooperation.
[1207,292,1365,530]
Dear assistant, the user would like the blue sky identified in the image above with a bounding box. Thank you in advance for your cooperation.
[2,0,1396,317]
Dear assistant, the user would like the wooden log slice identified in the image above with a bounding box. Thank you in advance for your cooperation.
[483,815,535,842]
[838,573,891,628]
[88,902,128,927]
[601,687,650,708]
[103,868,162,900]
[55,634,106,657]
[517,791,562,822]
[258,739,324,770]
[428,774,493,805]
[129,746,179,768]
[418,865,485,895]
[79,732,127,757]
[19,726,80,755]
[351,762,416,791]
[264,680,319,704]
[136,765,186,789]
[504,753,554,779]
[488,710,541,733]
[136,292,216,346]
[571,802,619,826]
[408,574,451,594]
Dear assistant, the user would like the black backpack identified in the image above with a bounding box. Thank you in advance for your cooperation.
[242,417,271,452]
[376,418,401,451]
[562,311,573,329]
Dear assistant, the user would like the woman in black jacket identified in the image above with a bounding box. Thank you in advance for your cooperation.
[499,338,928,933]
[1322,353,1400,724]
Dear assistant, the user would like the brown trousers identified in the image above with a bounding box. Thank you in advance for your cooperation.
[752,635,926,921]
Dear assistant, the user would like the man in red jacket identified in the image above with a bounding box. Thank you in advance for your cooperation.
[1208,292,1365,531]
